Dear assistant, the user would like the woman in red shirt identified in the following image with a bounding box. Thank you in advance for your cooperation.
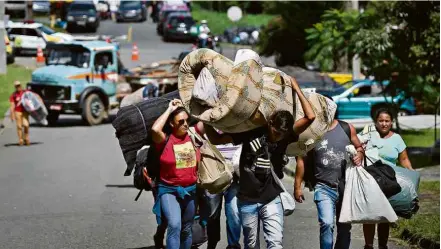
[151,99,204,249]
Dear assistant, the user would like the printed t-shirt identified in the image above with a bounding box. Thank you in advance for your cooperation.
[9,90,26,113]
[155,126,202,187]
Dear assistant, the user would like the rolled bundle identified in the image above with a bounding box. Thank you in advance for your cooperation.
[120,86,145,108]
[178,48,336,156]
[287,91,337,156]
[178,48,265,133]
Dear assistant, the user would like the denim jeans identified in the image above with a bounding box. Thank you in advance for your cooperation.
[314,183,351,249]
[205,182,241,249]
[238,196,284,249]
[160,192,196,249]
[152,188,167,244]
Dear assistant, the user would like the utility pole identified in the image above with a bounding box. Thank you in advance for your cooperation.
[351,0,361,80]
[0,1,6,75]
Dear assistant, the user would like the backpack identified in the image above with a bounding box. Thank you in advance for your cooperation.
[133,136,169,201]
[188,128,234,194]
[303,120,351,191]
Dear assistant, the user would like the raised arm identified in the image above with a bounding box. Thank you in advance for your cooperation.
[294,156,306,203]
[203,124,233,145]
[151,99,181,144]
[349,124,364,166]
[291,77,316,135]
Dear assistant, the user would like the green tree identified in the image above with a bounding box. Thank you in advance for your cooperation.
[306,1,440,116]
[257,1,344,67]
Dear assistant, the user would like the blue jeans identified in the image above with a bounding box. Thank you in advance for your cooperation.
[238,196,284,249]
[160,192,196,249]
[314,183,351,249]
[205,182,241,248]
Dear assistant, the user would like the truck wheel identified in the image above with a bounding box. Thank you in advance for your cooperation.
[82,94,105,125]
[47,111,59,126]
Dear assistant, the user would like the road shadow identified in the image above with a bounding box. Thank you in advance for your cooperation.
[31,114,117,128]
[105,184,135,189]
[127,246,156,249]
[4,142,43,147]
[162,38,194,44]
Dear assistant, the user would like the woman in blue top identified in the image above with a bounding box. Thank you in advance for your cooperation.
[363,108,414,249]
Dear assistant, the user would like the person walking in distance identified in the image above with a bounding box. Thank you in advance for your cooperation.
[294,100,364,249]
[9,81,30,146]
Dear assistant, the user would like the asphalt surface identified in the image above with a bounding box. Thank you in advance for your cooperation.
[2,19,409,249]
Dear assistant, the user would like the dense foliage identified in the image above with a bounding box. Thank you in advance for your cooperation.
[305,1,440,113]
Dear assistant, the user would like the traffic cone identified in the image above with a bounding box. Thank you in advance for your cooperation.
[36,46,45,63]
[131,43,139,61]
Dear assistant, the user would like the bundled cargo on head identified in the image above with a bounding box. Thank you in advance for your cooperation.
[112,48,337,176]
[178,48,337,156]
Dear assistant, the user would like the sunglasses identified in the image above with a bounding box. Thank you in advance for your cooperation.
[177,118,189,126]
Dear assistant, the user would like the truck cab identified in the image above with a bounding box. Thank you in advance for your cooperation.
[27,40,122,125]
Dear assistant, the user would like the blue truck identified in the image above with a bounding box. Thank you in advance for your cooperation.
[27,40,124,126]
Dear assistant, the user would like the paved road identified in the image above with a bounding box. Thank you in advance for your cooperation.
[2,19,409,249]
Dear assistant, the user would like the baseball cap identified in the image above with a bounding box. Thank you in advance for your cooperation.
[14,81,21,86]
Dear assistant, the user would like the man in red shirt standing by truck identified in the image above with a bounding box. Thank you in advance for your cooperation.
[9,81,30,146]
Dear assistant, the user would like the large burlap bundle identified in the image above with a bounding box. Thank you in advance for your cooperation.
[179,48,264,133]
[287,91,337,156]
[178,48,336,156]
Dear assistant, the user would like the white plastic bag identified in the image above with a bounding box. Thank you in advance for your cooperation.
[231,145,242,177]
[192,67,219,107]
[339,145,398,224]
[21,91,48,125]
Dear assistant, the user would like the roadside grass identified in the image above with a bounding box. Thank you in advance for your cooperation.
[392,181,440,248]
[191,4,275,35]
[401,128,440,147]
[400,129,439,168]
[0,65,33,118]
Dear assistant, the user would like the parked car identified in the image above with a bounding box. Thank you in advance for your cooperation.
[66,1,100,33]
[115,1,147,23]
[276,65,342,96]
[331,80,417,119]
[5,0,26,18]
[156,2,190,35]
[163,12,195,42]
[7,22,73,55]
[5,35,15,64]
[33,0,50,14]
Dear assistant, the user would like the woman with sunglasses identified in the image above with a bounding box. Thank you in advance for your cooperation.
[151,99,206,249]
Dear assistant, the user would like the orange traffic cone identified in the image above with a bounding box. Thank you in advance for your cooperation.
[131,43,139,61]
[36,46,45,63]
